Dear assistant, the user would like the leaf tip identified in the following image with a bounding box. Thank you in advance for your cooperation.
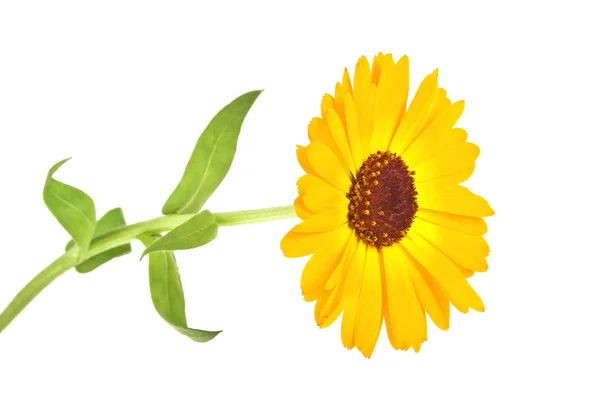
[47,157,73,179]
[196,329,223,343]
[241,89,263,103]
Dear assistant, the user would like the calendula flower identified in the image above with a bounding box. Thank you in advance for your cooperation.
[281,53,494,357]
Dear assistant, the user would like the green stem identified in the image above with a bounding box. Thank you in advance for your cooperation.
[80,204,296,261]
[79,213,196,262]
[0,204,296,334]
[213,205,296,226]
[0,249,78,333]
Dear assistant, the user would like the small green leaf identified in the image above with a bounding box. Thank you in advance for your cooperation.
[162,90,263,215]
[141,210,218,259]
[44,158,96,253]
[139,234,221,343]
[66,208,132,273]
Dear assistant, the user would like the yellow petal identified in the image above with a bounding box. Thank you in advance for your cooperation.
[354,56,376,146]
[435,164,476,184]
[344,92,366,169]
[398,243,450,330]
[325,232,359,290]
[403,233,484,312]
[281,228,336,258]
[371,52,385,84]
[314,286,343,328]
[293,207,347,233]
[308,116,331,144]
[342,67,353,95]
[306,140,351,192]
[325,108,356,173]
[321,93,335,118]
[318,235,360,325]
[456,262,475,278]
[294,196,311,219]
[354,56,371,111]
[318,293,344,329]
[354,246,383,357]
[400,104,449,165]
[389,70,439,155]
[361,312,383,358]
[301,226,352,299]
[297,173,327,194]
[370,55,409,153]
[416,209,488,235]
[446,100,464,125]
[296,145,318,176]
[303,190,348,213]
[334,82,348,128]
[423,98,463,137]
[363,84,377,150]
[411,218,490,272]
[403,101,471,165]
[450,127,468,143]
[445,284,470,313]
[308,117,351,176]
[382,245,426,351]
[417,182,494,217]
[412,143,479,183]
[297,175,347,201]
[296,175,307,195]
[341,242,368,350]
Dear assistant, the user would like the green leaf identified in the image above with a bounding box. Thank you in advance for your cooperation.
[66,208,132,273]
[139,234,221,343]
[162,90,263,215]
[44,158,96,253]
[141,210,218,259]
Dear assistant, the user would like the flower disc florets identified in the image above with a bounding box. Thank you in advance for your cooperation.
[347,151,418,248]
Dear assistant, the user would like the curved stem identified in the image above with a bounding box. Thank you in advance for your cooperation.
[0,249,78,333]
[79,214,196,261]
[0,204,296,334]
[79,205,296,261]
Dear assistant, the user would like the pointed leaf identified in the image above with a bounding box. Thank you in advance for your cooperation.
[162,90,263,215]
[141,210,218,259]
[44,158,96,253]
[139,234,221,343]
[66,208,132,273]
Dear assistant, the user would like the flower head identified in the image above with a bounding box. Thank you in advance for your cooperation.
[281,53,494,358]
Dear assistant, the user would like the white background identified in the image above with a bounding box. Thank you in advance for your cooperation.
[1,1,598,412]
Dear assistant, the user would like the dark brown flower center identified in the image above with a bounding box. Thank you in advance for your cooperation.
[347,151,418,248]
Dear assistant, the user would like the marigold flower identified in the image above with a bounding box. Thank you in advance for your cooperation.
[281,53,494,357]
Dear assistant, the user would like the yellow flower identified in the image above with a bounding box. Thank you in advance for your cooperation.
[281,53,494,358]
